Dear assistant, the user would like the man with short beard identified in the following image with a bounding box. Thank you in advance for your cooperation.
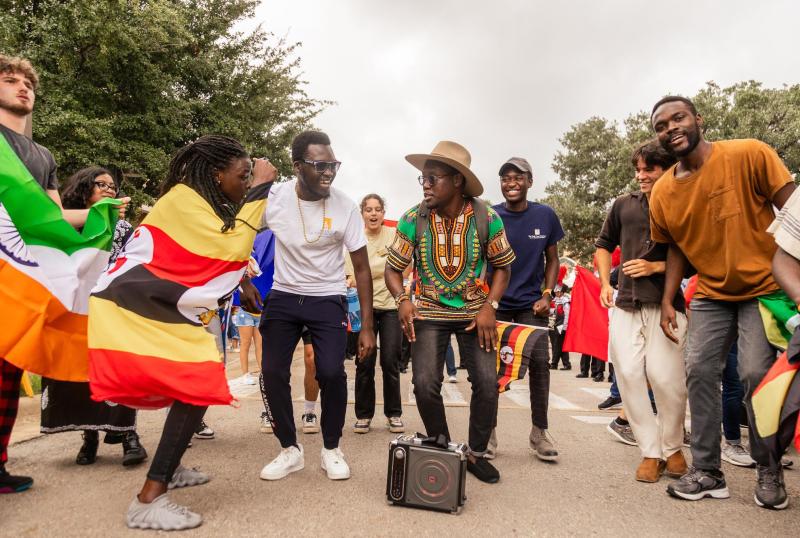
[649,96,795,509]
[0,55,125,494]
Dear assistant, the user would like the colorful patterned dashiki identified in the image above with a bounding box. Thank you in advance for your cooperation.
[387,200,515,321]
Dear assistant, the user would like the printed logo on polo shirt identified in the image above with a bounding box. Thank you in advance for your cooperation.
[528,227,546,240]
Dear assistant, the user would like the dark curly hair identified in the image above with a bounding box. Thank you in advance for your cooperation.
[291,130,331,163]
[159,135,249,232]
[61,166,114,210]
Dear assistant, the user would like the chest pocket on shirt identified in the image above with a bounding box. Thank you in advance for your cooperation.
[708,184,741,222]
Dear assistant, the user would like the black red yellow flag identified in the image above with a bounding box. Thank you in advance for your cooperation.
[496,321,547,393]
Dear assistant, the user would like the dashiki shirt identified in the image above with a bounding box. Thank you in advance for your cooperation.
[387,200,515,321]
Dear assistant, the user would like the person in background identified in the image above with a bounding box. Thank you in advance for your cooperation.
[346,194,404,435]
[40,167,146,467]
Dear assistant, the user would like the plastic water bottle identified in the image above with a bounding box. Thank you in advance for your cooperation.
[346,287,362,332]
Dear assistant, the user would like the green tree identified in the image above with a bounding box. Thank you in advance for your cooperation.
[0,0,326,216]
[544,82,800,263]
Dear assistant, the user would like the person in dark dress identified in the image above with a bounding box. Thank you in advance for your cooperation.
[40,166,146,466]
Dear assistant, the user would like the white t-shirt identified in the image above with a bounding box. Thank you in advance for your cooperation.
[264,179,366,296]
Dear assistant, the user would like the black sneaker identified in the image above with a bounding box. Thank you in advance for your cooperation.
[592,374,605,382]
[122,431,148,466]
[548,364,558,370]
[666,467,729,501]
[754,465,788,510]
[467,457,500,484]
[598,396,622,410]
[575,373,589,378]
[0,467,33,494]
[559,365,572,370]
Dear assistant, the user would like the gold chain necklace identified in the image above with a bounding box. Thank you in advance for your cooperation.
[296,186,327,244]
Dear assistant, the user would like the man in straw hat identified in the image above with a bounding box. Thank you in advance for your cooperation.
[385,141,515,483]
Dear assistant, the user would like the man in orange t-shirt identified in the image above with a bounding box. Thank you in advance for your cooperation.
[649,96,795,509]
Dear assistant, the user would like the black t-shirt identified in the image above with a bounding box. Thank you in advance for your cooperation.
[0,122,58,190]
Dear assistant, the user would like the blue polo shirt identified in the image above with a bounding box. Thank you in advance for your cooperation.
[492,201,564,310]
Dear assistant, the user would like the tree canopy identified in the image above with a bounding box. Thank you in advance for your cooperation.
[544,81,800,263]
[1,0,326,215]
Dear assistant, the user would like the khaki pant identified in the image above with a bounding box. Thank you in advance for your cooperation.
[609,305,687,460]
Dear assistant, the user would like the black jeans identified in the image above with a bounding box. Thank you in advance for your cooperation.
[355,309,402,419]
[146,401,207,483]
[496,309,551,429]
[411,320,498,455]
[260,290,348,450]
[549,329,571,368]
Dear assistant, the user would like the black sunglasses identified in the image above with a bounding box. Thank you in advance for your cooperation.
[301,159,341,174]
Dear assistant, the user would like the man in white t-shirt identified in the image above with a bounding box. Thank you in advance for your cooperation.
[250,130,376,481]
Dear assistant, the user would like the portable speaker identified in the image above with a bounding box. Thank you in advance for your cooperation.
[386,434,467,514]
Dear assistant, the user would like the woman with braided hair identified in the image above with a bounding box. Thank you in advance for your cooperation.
[87,135,276,531]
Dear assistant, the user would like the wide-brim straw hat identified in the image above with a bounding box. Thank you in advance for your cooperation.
[405,140,484,197]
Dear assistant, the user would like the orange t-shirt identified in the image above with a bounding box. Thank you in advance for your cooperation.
[649,139,793,301]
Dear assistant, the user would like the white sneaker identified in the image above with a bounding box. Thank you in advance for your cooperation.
[241,373,257,385]
[302,413,320,434]
[321,447,351,480]
[721,441,755,467]
[126,493,202,530]
[168,465,210,489]
[448,375,457,383]
[260,444,304,480]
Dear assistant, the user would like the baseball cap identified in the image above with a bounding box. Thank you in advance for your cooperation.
[499,157,533,176]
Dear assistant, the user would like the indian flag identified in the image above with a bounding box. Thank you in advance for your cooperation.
[0,134,117,381]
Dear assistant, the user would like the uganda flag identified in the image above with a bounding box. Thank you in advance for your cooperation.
[496,321,547,393]
[752,338,800,459]
[0,134,117,381]
[88,182,270,409]
[758,290,800,352]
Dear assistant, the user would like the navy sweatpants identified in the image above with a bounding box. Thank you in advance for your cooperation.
[260,290,348,450]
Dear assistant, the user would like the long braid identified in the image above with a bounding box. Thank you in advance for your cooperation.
[160,135,249,231]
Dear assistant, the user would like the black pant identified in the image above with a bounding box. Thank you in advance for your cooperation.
[355,309,402,419]
[146,401,207,483]
[411,320,498,455]
[400,334,411,370]
[580,354,605,377]
[260,290,348,450]
[549,329,571,368]
[496,309,551,429]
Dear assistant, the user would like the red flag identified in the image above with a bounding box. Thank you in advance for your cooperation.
[562,266,609,361]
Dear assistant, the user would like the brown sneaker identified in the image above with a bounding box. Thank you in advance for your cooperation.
[636,458,666,483]
[665,450,688,478]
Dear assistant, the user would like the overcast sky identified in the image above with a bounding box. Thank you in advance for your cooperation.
[249,0,800,219]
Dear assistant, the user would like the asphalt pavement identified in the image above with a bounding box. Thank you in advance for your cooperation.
[2,347,798,537]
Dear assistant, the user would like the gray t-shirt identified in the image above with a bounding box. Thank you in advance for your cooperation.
[0,122,58,190]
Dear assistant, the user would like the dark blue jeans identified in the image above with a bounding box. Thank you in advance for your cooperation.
[260,290,348,450]
[722,342,745,442]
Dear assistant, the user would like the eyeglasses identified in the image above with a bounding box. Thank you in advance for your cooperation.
[93,180,117,193]
[301,159,341,174]
[417,174,452,186]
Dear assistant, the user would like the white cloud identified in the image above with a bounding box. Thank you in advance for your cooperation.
[250,0,800,218]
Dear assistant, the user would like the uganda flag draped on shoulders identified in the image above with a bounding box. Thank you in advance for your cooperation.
[0,135,117,381]
[496,321,548,392]
[88,182,270,409]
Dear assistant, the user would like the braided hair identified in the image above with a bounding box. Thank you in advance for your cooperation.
[160,135,249,232]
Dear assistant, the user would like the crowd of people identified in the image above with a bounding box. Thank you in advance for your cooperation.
[0,53,798,530]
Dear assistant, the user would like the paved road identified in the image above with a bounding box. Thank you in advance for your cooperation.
[3,347,798,537]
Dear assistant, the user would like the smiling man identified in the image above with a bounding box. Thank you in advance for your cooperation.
[384,141,514,484]
[595,141,687,484]
[491,157,563,462]
[648,96,796,508]
[255,130,376,482]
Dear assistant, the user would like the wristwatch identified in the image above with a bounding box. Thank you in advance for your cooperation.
[542,288,552,297]
[487,299,499,310]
